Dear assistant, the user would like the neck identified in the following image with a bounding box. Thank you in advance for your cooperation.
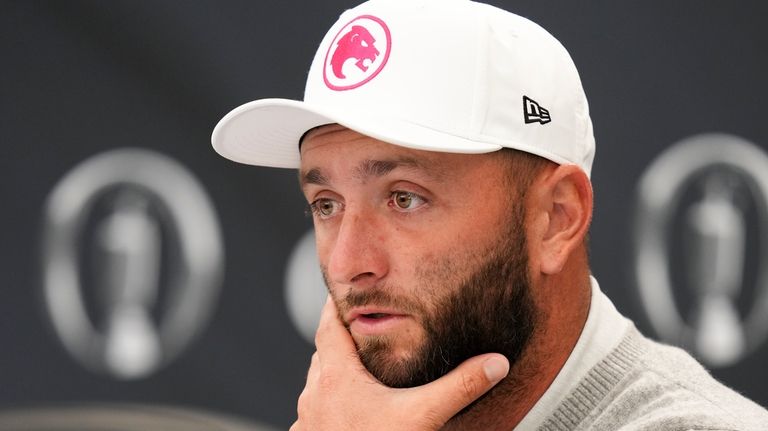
[443,269,592,430]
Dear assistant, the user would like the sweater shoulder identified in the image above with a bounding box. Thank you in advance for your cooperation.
[540,328,768,431]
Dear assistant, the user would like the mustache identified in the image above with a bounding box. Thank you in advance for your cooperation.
[343,289,411,308]
[335,288,427,320]
[321,266,427,318]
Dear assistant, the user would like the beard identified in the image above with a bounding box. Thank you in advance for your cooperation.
[325,202,537,393]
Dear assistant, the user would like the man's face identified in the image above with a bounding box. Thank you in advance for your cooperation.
[300,125,536,388]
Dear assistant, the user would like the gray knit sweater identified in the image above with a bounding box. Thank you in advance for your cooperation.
[538,327,768,431]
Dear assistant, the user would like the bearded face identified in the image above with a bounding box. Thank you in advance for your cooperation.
[326,201,537,390]
[302,125,541,406]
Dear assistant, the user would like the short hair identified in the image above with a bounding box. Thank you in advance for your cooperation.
[494,148,553,198]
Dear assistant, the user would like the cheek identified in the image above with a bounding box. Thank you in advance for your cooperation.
[313,226,335,263]
[410,249,467,302]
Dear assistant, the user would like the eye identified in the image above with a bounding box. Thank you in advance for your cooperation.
[390,191,427,211]
[309,198,343,219]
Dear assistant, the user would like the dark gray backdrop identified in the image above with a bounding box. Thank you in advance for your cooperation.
[2,1,767,429]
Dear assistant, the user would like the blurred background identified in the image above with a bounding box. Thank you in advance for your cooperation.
[2,1,767,429]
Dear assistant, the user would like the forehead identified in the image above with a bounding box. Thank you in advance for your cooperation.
[299,125,494,180]
[300,124,418,161]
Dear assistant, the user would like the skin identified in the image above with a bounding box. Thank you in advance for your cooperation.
[292,124,594,430]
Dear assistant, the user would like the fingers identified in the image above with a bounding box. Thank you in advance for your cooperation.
[306,352,320,385]
[411,353,509,423]
[314,296,358,362]
[296,352,319,427]
[298,296,510,430]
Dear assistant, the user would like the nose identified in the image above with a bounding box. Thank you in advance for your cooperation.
[324,210,389,288]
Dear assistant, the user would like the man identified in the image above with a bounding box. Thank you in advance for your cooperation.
[212,0,768,429]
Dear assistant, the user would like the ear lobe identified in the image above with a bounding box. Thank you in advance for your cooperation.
[538,165,593,275]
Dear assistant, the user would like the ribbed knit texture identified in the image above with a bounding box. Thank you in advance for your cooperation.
[536,327,768,431]
[539,331,643,430]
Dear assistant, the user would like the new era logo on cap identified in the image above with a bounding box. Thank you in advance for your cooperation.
[323,15,392,91]
[523,95,551,124]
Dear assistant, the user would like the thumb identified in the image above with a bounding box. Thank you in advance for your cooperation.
[409,353,510,424]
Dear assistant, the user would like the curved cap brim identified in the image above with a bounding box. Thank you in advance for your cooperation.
[211,98,502,168]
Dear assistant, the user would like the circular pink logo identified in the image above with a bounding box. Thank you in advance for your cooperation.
[323,15,392,91]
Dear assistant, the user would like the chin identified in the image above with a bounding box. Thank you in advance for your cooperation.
[355,335,431,388]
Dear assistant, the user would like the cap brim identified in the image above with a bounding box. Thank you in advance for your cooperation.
[211,98,502,168]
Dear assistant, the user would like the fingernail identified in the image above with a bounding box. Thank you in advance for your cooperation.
[483,356,509,383]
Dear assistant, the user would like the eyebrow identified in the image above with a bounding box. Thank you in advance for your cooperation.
[300,156,440,189]
[301,168,330,187]
[354,157,423,179]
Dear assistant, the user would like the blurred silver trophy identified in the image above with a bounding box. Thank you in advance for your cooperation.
[635,133,768,367]
[42,148,224,379]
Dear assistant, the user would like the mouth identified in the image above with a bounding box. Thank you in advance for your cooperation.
[347,308,409,336]
[347,307,403,321]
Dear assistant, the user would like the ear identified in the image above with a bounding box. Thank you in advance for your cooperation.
[529,165,593,275]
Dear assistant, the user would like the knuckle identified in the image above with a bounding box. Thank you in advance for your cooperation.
[296,391,309,417]
[307,352,320,376]
[296,389,308,408]
[460,372,482,398]
[314,319,331,347]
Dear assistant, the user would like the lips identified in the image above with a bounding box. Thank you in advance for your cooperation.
[346,307,403,322]
[346,308,409,336]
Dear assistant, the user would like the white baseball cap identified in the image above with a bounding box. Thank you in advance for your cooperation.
[212,0,595,176]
